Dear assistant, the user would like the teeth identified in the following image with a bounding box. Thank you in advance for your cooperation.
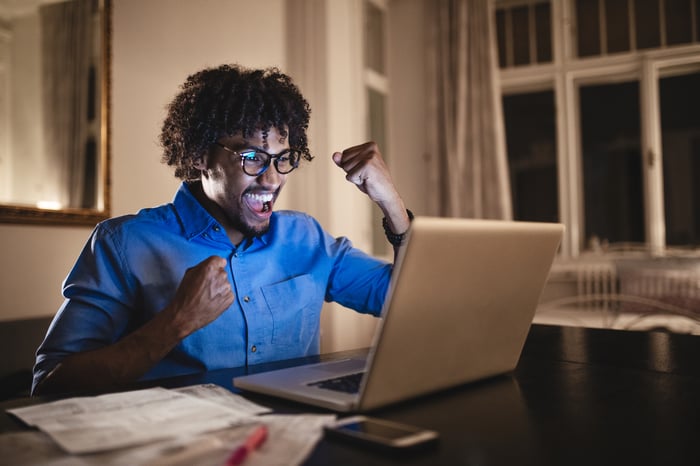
[245,193,274,202]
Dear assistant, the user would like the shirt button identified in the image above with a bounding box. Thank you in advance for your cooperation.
[251,345,257,353]
[243,296,250,302]
[213,225,221,232]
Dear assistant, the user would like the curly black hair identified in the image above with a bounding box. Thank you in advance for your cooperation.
[160,64,313,180]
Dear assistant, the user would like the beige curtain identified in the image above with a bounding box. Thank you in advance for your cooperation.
[425,0,512,220]
[40,0,94,208]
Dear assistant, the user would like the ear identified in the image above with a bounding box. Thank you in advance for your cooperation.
[193,156,207,171]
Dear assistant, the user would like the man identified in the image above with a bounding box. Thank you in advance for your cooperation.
[33,64,410,395]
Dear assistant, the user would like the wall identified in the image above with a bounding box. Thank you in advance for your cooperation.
[0,23,10,201]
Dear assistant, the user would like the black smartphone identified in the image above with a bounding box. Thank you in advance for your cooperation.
[324,415,439,452]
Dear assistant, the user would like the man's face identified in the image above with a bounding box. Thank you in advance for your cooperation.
[196,127,290,245]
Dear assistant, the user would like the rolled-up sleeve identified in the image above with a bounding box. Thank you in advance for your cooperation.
[325,235,392,315]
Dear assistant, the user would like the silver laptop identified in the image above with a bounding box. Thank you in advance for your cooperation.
[233,217,564,412]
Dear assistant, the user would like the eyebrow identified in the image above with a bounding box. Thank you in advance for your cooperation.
[220,139,249,151]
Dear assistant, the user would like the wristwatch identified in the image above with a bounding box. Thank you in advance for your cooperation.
[382,209,414,246]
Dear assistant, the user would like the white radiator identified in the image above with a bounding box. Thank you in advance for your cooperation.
[541,259,700,314]
[537,258,700,332]
[619,268,700,312]
[575,262,618,310]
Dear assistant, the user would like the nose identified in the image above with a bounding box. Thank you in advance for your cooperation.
[257,164,284,187]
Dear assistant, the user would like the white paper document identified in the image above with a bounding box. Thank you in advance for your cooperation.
[172,383,272,416]
[0,414,335,466]
[142,414,335,466]
[8,384,271,454]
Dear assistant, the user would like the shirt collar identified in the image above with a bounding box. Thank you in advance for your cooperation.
[172,181,219,240]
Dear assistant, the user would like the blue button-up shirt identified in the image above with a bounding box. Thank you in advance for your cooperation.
[33,182,391,390]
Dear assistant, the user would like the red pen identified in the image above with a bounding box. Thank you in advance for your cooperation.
[224,424,268,466]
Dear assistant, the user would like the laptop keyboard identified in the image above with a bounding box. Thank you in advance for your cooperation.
[308,372,365,394]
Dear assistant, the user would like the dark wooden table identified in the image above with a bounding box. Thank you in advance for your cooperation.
[3,324,700,465]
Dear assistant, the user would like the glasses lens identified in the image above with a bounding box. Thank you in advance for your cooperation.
[275,150,301,174]
[241,151,269,176]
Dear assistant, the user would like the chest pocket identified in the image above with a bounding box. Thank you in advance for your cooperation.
[261,274,323,349]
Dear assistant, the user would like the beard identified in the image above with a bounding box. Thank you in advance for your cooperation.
[229,210,271,239]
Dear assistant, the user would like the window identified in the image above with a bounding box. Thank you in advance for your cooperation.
[365,0,386,74]
[503,90,558,223]
[496,0,700,256]
[573,0,700,56]
[364,0,390,256]
[660,70,700,245]
[579,81,644,245]
[496,1,552,68]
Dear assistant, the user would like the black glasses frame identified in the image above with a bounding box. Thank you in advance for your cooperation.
[214,143,301,176]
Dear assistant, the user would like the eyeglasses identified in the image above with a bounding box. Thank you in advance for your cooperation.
[214,143,301,176]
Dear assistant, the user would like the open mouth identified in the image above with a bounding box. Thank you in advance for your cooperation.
[244,192,274,215]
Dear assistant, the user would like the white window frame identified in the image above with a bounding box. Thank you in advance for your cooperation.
[497,0,700,257]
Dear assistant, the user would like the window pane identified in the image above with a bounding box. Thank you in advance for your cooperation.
[696,0,700,42]
[635,0,661,49]
[534,2,552,63]
[576,0,601,56]
[660,71,700,246]
[496,9,508,68]
[605,0,630,53]
[364,1,385,74]
[580,82,645,247]
[503,91,558,223]
[367,88,389,255]
[512,6,531,65]
[367,88,387,156]
[665,0,693,45]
